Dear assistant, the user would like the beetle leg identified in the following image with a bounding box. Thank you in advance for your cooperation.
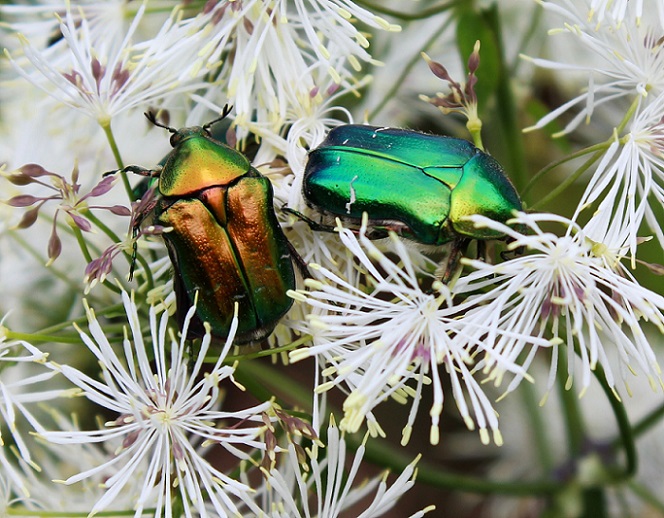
[437,238,470,285]
[285,239,312,279]
[103,165,161,178]
[500,236,525,261]
[477,240,487,261]
[282,207,340,233]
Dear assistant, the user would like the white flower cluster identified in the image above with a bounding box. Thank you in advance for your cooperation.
[1,0,663,516]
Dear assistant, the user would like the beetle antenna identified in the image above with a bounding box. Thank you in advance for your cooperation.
[203,104,234,131]
[144,111,177,134]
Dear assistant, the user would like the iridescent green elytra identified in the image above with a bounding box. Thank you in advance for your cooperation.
[303,124,522,245]
[122,110,295,344]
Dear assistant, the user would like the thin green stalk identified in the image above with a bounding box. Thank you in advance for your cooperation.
[134,251,155,292]
[628,480,664,514]
[594,366,637,479]
[369,16,453,120]
[483,4,528,191]
[521,141,612,198]
[355,0,460,21]
[5,330,82,344]
[8,230,79,289]
[510,3,544,74]
[34,303,125,336]
[72,225,93,263]
[630,400,664,440]
[530,149,605,211]
[580,487,608,518]
[359,433,563,495]
[615,94,642,134]
[86,210,150,291]
[84,210,123,244]
[223,334,311,363]
[557,349,585,457]
[8,509,151,517]
[233,359,313,413]
[100,121,134,201]
[521,379,554,473]
[72,226,122,294]
[529,94,641,209]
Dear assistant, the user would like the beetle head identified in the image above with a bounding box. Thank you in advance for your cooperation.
[144,104,234,148]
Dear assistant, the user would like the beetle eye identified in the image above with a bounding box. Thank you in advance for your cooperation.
[170,133,182,148]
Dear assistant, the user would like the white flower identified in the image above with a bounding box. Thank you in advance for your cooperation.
[288,217,526,446]
[5,2,214,126]
[577,93,664,258]
[246,418,433,518]
[0,1,172,53]
[7,415,149,514]
[456,212,664,398]
[525,0,664,135]
[0,319,67,494]
[588,0,644,26]
[42,291,272,518]
[188,1,395,140]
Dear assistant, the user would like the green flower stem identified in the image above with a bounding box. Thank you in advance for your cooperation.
[580,487,608,518]
[510,4,544,74]
[86,211,153,292]
[521,378,554,473]
[72,227,127,293]
[223,334,312,363]
[557,350,586,457]
[369,16,453,121]
[100,120,134,201]
[355,0,460,21]
[521,141,612,199]
[628,480,664,514]
[236,356,567,496]
[469,122,484,151]
[4,330,82,344]
[615,94,642,134]
[83,210,122,244]
[530,148,605,211]
[233,359,313,413]
[8,230,79,290]
[72,226,121,294]
[359,434,562,495]
[31,303,125,335]
[72,225,93,264]
[134,252,155,291]
[594,366,637,479]
[83,209,140,290]
[630,400,664,439]
[528,94,641,209]
[8,509,149,517]
[483,4,528,192]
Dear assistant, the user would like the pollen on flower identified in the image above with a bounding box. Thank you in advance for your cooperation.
[315,381,336,393]
[401,425,413,446]
[290,347,313,363]
[340,390,368,433]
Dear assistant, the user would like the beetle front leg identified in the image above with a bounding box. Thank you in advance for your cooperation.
[103,165,162,178]
[282,207,340,233]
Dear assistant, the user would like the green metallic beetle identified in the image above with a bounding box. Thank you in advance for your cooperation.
[300,124,522,253]
[118,107,297,344]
